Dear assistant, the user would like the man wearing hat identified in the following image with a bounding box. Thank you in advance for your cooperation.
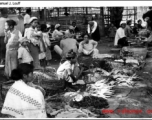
[52,24,63,41]
[18,37,33,64]
[114,21,128,47]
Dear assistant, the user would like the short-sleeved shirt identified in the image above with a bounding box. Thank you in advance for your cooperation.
[24,14,30,24]
[18,46,33,64]
[79,40,97,52]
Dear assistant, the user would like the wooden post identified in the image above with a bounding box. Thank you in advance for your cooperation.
[86,7,88,15]
[98,7,105,37]
[44,7,46,22]
[57,8,59,17]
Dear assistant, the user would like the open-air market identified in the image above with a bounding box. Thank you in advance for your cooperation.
[0,6,152,118]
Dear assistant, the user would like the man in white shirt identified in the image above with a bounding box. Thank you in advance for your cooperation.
[0,8,8,64]
[24,8,31,29]
[114,21,127,47]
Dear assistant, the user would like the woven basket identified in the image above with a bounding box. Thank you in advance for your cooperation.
[128,47,148,59]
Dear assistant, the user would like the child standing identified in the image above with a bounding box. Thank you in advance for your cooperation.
[41,24,52,66]
[108,23,117,41]
[18,37,33,64]
[34,23,46,67]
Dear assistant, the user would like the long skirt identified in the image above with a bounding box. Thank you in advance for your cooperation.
[0,36,6,62]
[46,48,52,61]
[28,43,40,69]
[91,26,100,42]
[5,49,18,77]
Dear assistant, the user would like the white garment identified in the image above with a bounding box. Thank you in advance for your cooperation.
[1,80,47,118]
[25,27,39,46]
[24,14,30,24]
[7,30,22,44]
[87,21,97,34]
[57,61,71,76]
[114,27,126,46]
[18,46,33,64]
[0,17,7,36]
[42,33,51,48]
[57,61,75,82]
[52,29,63,40]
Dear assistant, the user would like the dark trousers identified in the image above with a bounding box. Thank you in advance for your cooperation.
[118,37,128,47]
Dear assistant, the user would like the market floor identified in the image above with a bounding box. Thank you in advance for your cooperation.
[1,38,152,118]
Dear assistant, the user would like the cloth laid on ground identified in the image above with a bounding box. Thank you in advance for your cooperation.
[93,53,113,59]
[1,80,47,118]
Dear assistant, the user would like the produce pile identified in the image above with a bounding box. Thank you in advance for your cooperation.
[29,52,145,118]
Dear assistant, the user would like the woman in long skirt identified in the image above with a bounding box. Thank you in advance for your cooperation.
[4,19,22,78]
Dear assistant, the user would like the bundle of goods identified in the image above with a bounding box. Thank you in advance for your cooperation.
[82,68,110,84]
[86,80,114,99]
[93,54,114,59]
[93,59,113,72]
[77,55,93,69]
[70,96,109,109]
[107,69,140,87]
[120,46,147,59]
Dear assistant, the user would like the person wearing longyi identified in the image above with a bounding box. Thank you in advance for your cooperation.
[4,19,22,78]
[78,33,98,56]
[24,17,42,70]
[114,21,128,47]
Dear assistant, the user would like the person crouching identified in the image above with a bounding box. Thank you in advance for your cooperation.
[18,37,33,65]
[57,50,78,84]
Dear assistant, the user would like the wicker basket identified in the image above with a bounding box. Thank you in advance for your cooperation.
[128,47,148,59]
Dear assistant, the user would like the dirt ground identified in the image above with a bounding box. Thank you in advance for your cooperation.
[1,37,152,118]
